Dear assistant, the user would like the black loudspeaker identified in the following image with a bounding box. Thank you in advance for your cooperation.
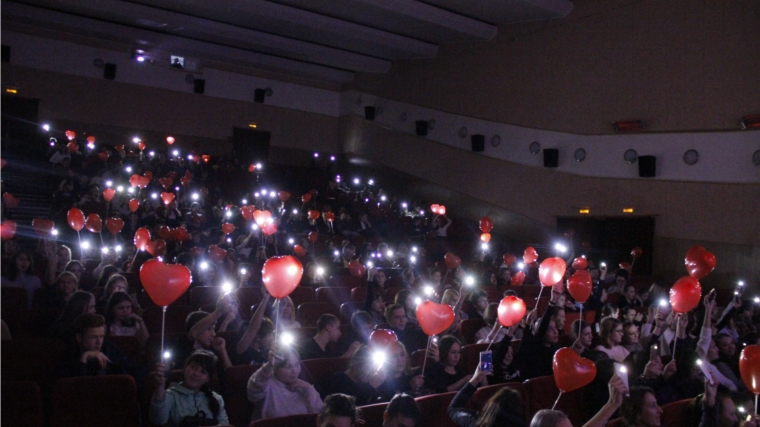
[1,45,10,63]
[638,155,656,177]
[253,88,265,103]
[364,106,376,120]
[543,149,559,168]
[415,120,428,136]
[471,134,485,152]
[193,79,205,94]
[103,63,116,80]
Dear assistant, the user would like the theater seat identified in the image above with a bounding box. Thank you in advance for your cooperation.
[297,302,340,327]
[236,287,263,319]
[357,401,388,427]
[1,380,44,427]
[315,287,352,305]
[523,375,591,427]
[460,318,486,344]
[461,342,490,373]
[1,338,66,385]
[105,335,142,363]
[223,364,260,427]
[329,275,362,288]
[51,375,141,427]
[340,302,362,323]
[661,398,695,427]
[351,286,367,303]
[143,305,195,335]
[415,391,458,427]
[190,286,225,308]
[301,357,350,395]
[250,413,317,427]
[289,286,316,307]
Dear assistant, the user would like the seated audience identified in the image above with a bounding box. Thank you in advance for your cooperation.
[383,393,421,427]
[1,250,42,306]
[475,303,507,344]
[318,393,358,427]
[323,345,386,405]
[235,293,274,365]
[425,335,485,393]
[57,313,133,378]
[299,314,360,360]
[385,304,427,353]
[179,310,233,370]
[375,341,425,401]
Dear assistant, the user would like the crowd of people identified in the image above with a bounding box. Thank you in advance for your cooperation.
[1,132,759,427]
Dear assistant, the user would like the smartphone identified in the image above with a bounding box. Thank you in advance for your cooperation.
[480,351,493,375]
[696,359,714,384]
[614,363,629,395]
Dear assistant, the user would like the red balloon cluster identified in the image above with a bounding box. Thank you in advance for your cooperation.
[134,228,151,251]
[241,206,255,221]
[539,257,566,287]
[430,204,446,215]
[261,223,277,236]
[254,210,272,227]
[106,217,124,235]
[571,257,588,270]
[308,210,320,220]
[129,199,140,212]
[262,256,303,299]
[669,276,701,313]
[129,174,150,189]
[293,245,307,257]
[32,218,55,237]
[85,214,102,233]
[324,212,335,223]
[631,247,643,259]
[160,192,175,206]
[553,348,597,392]
[301,193,312,204]
[221,223,235,235]
[159,177,173,190]
[510,272,525,287]
[140,260,192,306]
[146,239,167,257]
[416,301,455,336]
[502,253,516,266]
[480,233,491,243]
[209,245,227,261]
[497,296,526,327]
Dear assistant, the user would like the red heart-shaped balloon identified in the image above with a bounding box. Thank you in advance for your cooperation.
[497,296,527,327]
[248,164,256,172]
[430,204,440,214]
[253,210,272,227]
[139,260,191,306]
[159,177,173,190]
[31,218,54,237]
[567,270,593,303]
[209,245,227,262]
[416,301,455,336]
[262,256,303,299]
[3,192,19,209]
[571,257,588,270]
[502,253,516,266]
[134,227,151,251]
[65,130,76,140]
[669,276,702,313]
[553,347,597,392]
[172,227,191,242]
[106,217,124,235]
[480,233,491,243]
[631,247,643,259]
[301,193,312,204]
[222,223,235,235]
[157,225,172,240]
[137,142,146,151]
[685,245,716,279]
[102,188,115,202]
[114,144,124,153]
[510,271,525,287]
[324,212,335,223]
[308,231,318,243]
[85,214,102,233]
[128,199,139,212]
[191,155,200,164]
[240,206,255,221]
[98,152,109,162]
[438,205,446,215]
[67,142,78,152]
[67,208,85,231]
[261,223,278,236]
[348,260,365,278]
[369,329,399,350]
[293,245,307,257]
[308,210,320,220]
[739,345,760,394]
[201,154,210,163]
[143,171,153,181]
[160,192,175,206]
[444,252,461,270]
[1,220,17,240]
[479,216,493,233]
[523,246,538,264]
[180,175,191,187]
[278,191,291,202]
[146,239,167,257]
[539,257,566,287]
[619,262,631,270]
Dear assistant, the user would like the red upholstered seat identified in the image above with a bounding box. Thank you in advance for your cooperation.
[289,286,316,307]
[297,302,340,327]
[415,391,458,427]
[523,375,591,427]
[189,286,225,308]
[329,275,362,288]
[1,380,44,427]
[143,304,195,334]
[250,413,318,427]
[223,364,260,427]
[51,375,141,427]
[315,286,352,305]
[357,401,389,427]
[460,318,486,344]
[461,342,490,373]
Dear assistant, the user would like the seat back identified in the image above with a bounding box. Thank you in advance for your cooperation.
[301,357,350,392]
[415,391,458,427]
[236,287,263,319]
[105,335,142,363]
[250,413,318,427]
[189,286,224,309]
[351,286,367,303]
[1,380,44,427]
[329,275,362,288]
[297,302,340,327]
[315,287,352,305]
[523,375,591,427]
[661,398,695,427]
[223,364,261,427]
[1,338,66,385]
[340,302,362,324]
[289,286,316,307]
[51,375,141,427]
[142,305,195,335]
[357,401,388,427]
[461,342,490,373]
[460,318,486,344]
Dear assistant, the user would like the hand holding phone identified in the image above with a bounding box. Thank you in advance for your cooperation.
[479,351,493,375]
[614,363,629,396]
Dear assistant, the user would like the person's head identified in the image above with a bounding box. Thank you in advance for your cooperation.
[552,308,566,331]
[346,345,375,382]
[395,289,415,313]
[715,333,736,358]
[273,296,295,320]
[186,311,215,348]
[441,289,460,306]
[182,350,217,392]
[475,387,524,427]
[105,291,133,325]
[255,318,275,349]
[385,304,407,331]
[438,335,462,368]
[386,341,410,376]
[369,293,385,315]
[621,387,662,427]
[402,268,415,285]
[64,260,84,281]
[274,347,302,386]
[318,394,357,427]
[707,337,721,361]
[75,313,106,352]
[10,250,34,277]
[95,265,119,288]
[429,269,442,284]
[56,245,72,268]
[373,270,387,287]
[570,320,593,349]
[57,291,96,325]
[342,245,356,261]
[543,320,559,345]
[104,274,128,298]
[483,303,499,327]
[351,311,374,339]
[615,270,629,289]
[623,322,640,345]
[714,387,739,427]
[622,306,637,323]
[383,393,420,427]
[623,284,636,300]
[317,314,342,343]
[601,303,620,320]
[56,271,79,297]
[600,317,624,348]
[469,290,488,313]
[530,409,571,427]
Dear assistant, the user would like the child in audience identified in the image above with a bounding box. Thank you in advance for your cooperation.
[594,317,630,362]
[317,394,358,427]
[1,250,42,307]
[104,291,149,346]
[425,335,486,393]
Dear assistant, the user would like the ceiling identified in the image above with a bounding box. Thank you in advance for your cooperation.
[2,0,573,85]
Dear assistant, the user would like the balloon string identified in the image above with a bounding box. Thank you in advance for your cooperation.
[672,314,679,360]
[421,336,432,377]
[99,231,105,247]
[77,231,83,260]
[274,298,280,345]
[536,286,545,302]
[579,304,583,341]
[160,306,167,362]
[552,391,563,410]
[754,393,758,415]
[485,325,502,352]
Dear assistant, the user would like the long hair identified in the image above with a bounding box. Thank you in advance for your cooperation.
[183,350,221,421]
[529,409,567,427]
[621,387,655,427]
[95,265,120,288]
[599,317,622,349]
[104,291,133,330]
[438,335,461,367]
[476,387,525,427]
[54,291,94,329]
[6,250,35,281]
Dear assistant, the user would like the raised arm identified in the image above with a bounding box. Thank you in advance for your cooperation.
[237,294,270,354]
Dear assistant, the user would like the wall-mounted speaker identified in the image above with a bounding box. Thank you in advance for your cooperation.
[543,148,559,168]
[193,79,205,94]
[253,88,265,103]
[1,45,10,63]
[415,120,428,136]
[471,134,485,152]
[638,155,656,177]
[364,106,376,121]
[103,63,116,80]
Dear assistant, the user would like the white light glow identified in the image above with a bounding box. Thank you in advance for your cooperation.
[372,351,386,367]
[316,267,325,275]
[251,224,258,230]
[117,186,124,192]
[381,195,387,201]
[81,241,90,250]
[368,179,374,185]
[481,243,489,251]
[172,150,179,156]
[353,178,360,185]
[292,209,298,215]
[101,247,109,254]
[330,156,336,161]
[149,151,155,157]
[424,286,434,296]
[200,262,208,270]
[242,199,248,205]
[465,276,475,286]
[386,250,393,258]
[151,193,158,199]
[51,229,59,236]
[554,243,568,253]
[313,152,319,158]
[281,333,294,346]
[42,124,50,131]
[288,238,294,244]
[255,163,262,169]
[115,245,122,252]
[226,211,232,218]
[517,262,525,270]
[192,193,199,200]
[367,261,374,268]
[163,351,171,359]
[222,282,233,293]
[412,247,418,253]
[132,137,141,143]
[128,188,135,194]
[105,180,113,187]
[334,250,340,257]
[402,203,408,209]
[414,297,422,305]
[410,256,416,264]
